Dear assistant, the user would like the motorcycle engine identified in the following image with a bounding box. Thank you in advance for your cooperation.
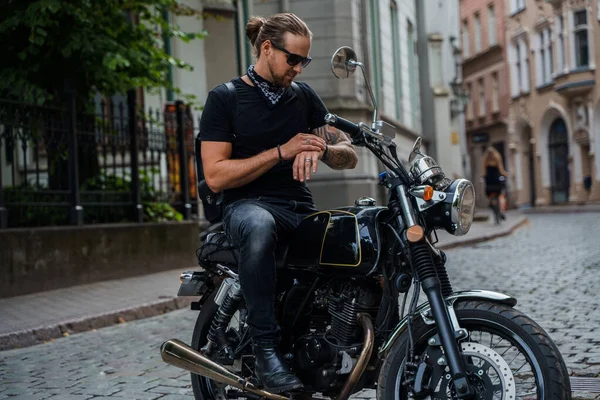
[294,280,381,392]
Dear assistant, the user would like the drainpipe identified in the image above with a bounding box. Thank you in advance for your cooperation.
[234,2,242,75]
[241,0,252,69]
[162,8,175,102]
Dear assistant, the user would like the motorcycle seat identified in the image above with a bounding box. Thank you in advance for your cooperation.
[198,231,288,268]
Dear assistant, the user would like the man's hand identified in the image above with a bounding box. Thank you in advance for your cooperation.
[280,133,326,160]
[311,125,358,170]
[293,150,324,182]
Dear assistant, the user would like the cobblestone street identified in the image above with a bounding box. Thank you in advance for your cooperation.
[1,213,599,399]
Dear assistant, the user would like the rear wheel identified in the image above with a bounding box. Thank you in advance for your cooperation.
[378,300,571,400]
[190,291,253,400]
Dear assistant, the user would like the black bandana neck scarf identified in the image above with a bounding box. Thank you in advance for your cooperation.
[247,65,286,106]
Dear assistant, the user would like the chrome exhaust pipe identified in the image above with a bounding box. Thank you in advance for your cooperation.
[160,339,288,400]
[337,313,374,400]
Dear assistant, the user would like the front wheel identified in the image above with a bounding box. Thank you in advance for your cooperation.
[378,300,571,400]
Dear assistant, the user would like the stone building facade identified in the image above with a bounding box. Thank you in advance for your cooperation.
[460,0,512,208]
[505,0,600,206]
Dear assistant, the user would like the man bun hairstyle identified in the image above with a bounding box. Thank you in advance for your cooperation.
[245,13,312,58]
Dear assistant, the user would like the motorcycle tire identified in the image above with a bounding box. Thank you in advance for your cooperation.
[378,300,571,400]
[190,290,251,400]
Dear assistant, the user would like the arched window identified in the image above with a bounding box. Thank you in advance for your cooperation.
[549,119,568,146]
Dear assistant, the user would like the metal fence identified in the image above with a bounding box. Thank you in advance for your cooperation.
[0,90,199,229]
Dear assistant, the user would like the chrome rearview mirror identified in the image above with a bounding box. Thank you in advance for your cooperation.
[331,46,358,79]
[408,137,423,163]
[330,46,379,131]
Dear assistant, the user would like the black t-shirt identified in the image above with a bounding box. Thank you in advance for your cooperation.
[199,77,329,205]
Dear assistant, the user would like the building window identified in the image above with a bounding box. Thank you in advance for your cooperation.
[492,72,499,112]
[478,78,486,117]
[369,0,382,105]
[522,40,530,92]
[430,41,443,87]
[515,43,522,91]
[391,3,402,121]
[488,5,496,46]
[556,15,566,72]
[462,19,470,58]
[573,10,589,68]
[539,32,546,83]
[511,38,530,96]
[466,82,473,120]
[547,29,554,77]
[474,13,482,53]
[407,20,418,130]
[510,0,526,15]
[537,28,554,85]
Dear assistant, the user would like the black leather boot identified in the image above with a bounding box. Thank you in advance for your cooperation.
[253,345,303,393]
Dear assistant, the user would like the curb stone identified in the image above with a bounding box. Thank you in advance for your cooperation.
[0,297,193,351]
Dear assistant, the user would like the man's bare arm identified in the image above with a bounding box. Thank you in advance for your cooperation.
[202,142,280,193]
[312,124,358,170]
[202,133,327,192]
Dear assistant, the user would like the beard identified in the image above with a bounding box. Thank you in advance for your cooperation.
[268,59,296,87]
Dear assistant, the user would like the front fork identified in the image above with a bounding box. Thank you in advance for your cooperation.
[419,275,473,398]
[395,185,474,398]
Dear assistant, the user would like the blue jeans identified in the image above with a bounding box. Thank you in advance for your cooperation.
[222,197,316,346]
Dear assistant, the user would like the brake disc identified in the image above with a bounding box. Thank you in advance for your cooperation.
[433,342,516,400]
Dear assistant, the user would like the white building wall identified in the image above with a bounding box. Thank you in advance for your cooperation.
[419,0,464,178]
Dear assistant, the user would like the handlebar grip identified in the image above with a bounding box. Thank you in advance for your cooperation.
[324,113,362,140]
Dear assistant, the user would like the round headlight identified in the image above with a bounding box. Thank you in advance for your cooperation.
[448,179,475,236]
[421,179,476,236]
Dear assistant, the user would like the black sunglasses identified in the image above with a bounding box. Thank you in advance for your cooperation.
[270,41,312,68]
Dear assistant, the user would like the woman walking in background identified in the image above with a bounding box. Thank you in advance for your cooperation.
[482,146,508,224]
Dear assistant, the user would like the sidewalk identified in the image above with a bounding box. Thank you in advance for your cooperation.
[436,210,528,250]
[0,211,527,351]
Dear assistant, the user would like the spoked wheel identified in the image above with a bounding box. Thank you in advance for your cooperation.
[190,291,254,400]
[378,301,571,400]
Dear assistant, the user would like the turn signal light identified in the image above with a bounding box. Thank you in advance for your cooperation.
[406,225,425,243]
[423,185,434,201]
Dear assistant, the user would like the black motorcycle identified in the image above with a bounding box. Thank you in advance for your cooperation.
[160,47,571,400]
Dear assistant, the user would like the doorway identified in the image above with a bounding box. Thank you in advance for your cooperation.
[548,119,570,203]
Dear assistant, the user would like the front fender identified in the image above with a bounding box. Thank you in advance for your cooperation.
[378,290,517,357]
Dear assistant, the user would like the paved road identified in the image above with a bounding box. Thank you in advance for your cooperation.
[1,213,599,399]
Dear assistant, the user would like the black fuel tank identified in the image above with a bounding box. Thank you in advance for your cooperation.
[285,206,388,275]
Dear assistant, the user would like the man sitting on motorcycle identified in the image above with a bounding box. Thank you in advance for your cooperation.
[199,12,358,394]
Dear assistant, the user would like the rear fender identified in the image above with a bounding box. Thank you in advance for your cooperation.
[177,270,220,311]
[378,290,517,357]
[177,270,210,296]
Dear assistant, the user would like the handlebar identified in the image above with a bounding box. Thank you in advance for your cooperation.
[324,113,362,141]
[324,113,412,184]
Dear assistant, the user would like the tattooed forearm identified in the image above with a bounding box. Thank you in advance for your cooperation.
[312,125,358,170]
